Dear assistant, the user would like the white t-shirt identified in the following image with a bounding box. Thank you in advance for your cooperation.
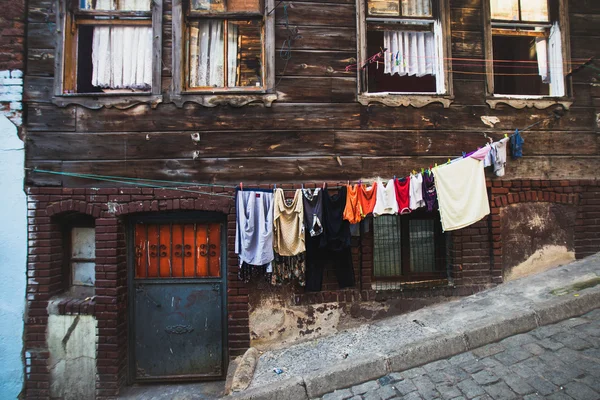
[409,173,425,210]
[373,178,398,217]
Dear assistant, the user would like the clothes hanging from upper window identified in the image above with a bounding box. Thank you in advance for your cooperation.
[409,173,426,210]
[357,182,378,217]
[433,154,490,232]
[394,177,411,214]
[374,178,399,217]
[273,188,305,257]
[422,172,438,212]
[235,189,274,267]
[302,188,323,237]
[343,184,362,224]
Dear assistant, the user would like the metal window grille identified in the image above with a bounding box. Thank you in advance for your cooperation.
[372,212,448,290]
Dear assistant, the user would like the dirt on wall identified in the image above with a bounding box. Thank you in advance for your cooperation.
[246,278,456,351]
[501,202,576,282]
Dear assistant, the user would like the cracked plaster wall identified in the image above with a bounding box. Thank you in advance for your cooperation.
[0,115,26,399]
[47,315,97,400]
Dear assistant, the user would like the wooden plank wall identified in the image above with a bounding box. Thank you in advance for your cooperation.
[24,0,600,186]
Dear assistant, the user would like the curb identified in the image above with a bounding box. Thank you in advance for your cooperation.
[227,287,600,400]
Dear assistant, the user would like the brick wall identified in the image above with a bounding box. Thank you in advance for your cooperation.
[0,0,25,126]
[23,179,600,398]
[24,186,243,399]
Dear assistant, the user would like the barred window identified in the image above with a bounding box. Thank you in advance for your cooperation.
[372,211,447,290]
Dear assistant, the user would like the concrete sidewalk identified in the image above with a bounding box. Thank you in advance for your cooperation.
[229,253,600,400]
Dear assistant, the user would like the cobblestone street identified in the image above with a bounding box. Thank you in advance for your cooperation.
[319,309,600,400]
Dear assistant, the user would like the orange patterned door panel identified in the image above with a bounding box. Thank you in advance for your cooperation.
[134,222,221,278]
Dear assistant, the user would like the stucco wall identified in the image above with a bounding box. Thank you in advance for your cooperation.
[0,115,26,399]
[47,314,97,400]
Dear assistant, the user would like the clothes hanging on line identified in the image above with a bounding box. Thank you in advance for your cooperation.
[238,262,271,284]
[433,147,491,232]
[374,178,399,216]
[302,188,323,237]
[309,187,354,289]
[343,184,362,224]
[511,129,524,159]
[271,253,306,286]
[492,137,510,177]
[422,172,438,212]
[409,173,426,210]
[235,189,274,267]
[394,177,411,214]
[273,188,305,256]
[358,181,378,217]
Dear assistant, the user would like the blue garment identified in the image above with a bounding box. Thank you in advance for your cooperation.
[511,129,524,158]
[235,190,274,267]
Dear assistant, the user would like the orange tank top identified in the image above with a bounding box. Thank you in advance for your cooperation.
[343,184,361,224]
[358,182,377,217]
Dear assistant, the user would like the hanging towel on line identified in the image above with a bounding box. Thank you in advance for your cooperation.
[409,173,426,210]
[358,181,378,217]
[433,147,491,232]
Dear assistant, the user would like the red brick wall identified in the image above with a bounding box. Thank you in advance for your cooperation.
[23,180,600,398]
[0,0,25,71]
[24,186,244,399]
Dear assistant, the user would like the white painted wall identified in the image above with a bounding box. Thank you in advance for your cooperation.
[0,114,26,399]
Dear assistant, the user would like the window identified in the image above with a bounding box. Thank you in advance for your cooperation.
[54,0,163,107]
[484,0,572,108]
[171,0,277,107]
[60,216,96,295]
[356,0,453,107]
[372,212,447,290]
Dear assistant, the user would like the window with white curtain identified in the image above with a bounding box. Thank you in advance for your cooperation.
[57,0,162,96]
[485,0,567,97]
[185,0,264,90]
[361,0,448,94]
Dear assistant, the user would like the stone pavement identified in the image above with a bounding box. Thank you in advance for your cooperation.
[318,309,600,400]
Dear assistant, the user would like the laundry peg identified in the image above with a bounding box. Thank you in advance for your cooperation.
[240,182,243,191]
[274,184,277,190]
[504,133,509,138]
[447,159,451,164]
[435,163,438,168]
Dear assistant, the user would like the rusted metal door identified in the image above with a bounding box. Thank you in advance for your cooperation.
[130,218,226,381]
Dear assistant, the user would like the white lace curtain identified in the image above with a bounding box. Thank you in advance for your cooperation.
[383,21,445,93]
[189,21,239,88]
[91,0,153,89]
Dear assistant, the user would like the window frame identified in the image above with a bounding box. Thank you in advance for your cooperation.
[53,0,164,109]
[355,0,454,108]
[171,0,277,107]
[483,0,573,110]
[371,211,447,284]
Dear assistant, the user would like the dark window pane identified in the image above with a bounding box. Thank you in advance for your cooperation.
[492,35,549,95]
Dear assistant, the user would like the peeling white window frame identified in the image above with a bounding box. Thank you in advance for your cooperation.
[483,0,574,110]
[355,0,454,108]
[52,0,164,109]
[170,0,277,108]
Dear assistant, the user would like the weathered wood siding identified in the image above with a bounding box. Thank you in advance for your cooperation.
[24,0,600,186]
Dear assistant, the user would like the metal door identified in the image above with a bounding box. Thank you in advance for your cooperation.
[129,218,226,381]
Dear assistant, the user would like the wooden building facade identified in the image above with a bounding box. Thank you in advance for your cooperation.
[21,0,600,398]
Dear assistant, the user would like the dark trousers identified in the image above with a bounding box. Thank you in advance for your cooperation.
[304,235,355,292]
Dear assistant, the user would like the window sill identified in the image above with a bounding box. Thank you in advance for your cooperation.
[357,93,454,108]
[48,289,96,316]
[486,96,573,110]
[52,94,163,110]
[171,92,277,108]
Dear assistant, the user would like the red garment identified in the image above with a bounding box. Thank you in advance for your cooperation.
[357,182,377,217]
[394,178,411,214]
